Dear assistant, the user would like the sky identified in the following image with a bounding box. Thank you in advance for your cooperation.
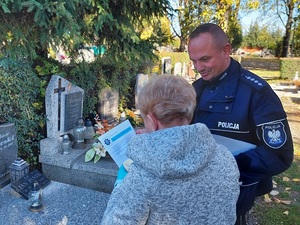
[239,10,286,33]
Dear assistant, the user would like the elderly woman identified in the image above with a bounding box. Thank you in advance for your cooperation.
[101,75,240,225]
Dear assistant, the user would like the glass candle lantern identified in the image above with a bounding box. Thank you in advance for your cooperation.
[84,119,95,144]
[28,181,44,212]
[61,134,71,155]
[9,158,29,182]
[72,118,86,149]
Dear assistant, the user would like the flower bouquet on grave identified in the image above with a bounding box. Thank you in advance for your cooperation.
[119,109,144,127]
[84,116,115,163]
[85,141,107,163]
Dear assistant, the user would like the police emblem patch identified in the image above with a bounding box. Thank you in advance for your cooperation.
[262,122,287,149]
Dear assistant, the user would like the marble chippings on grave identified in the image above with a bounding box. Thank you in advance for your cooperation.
[135,73,149,110]
[45,75,84,139]
[0,122,18,188]
[97,87,119,123]
[161,57,172,75]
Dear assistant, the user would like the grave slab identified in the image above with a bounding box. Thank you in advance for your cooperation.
[0,181,110,225]
[39,145,118,193]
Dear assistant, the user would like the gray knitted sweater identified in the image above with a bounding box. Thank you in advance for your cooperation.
[101,123,240,225]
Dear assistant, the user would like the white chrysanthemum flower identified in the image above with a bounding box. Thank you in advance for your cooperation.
[93,142,106,157]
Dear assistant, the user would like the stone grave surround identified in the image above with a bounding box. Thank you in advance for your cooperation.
[0,122,18,188]
[39,75,118,193]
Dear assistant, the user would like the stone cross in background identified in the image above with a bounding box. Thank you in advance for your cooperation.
[53,78,66,131]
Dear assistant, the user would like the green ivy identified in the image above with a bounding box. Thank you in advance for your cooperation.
[0,58,45,168]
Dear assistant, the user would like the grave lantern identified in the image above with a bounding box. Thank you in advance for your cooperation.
[28,181,44,212]
[84,119,95,144]
[72,118,86,149]
[61,134,71,155]
[9,158,29,182]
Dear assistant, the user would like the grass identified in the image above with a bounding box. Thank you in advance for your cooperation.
[249,69,281,79]
[252,149,300,225]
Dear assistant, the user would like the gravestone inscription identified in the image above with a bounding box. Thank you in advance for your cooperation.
[11,169,50,199]
[0,122,18,188]
[64,92,83,131]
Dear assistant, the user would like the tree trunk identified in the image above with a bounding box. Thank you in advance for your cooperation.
[280,1,294,57]
[179,36,187,52]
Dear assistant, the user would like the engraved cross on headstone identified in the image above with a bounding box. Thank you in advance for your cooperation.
[54,78,65,131]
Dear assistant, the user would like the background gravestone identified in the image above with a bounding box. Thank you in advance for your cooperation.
[161,57,172,74]
[188,63,196,78]
[182,62,188,77]
[173,62,182,76]
[0,122,18,188]
[97,87,119,123]
[135,73,149,109]
[45,75,84,139]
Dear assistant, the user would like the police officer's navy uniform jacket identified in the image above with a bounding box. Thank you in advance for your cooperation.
[192,58,294,215]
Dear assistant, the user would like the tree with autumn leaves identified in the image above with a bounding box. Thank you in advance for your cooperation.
[170,0,299,57]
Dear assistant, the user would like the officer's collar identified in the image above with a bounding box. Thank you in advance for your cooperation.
[203,59,233,86]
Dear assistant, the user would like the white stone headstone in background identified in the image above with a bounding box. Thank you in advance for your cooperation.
[135,73,149,109]
[173,62,182,76]
[182,62,188,77]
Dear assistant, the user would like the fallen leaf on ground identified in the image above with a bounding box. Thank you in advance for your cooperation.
[270,190,279,196]
[281,200,292,205]
[264,194,272,203]
[283,177,290,182]
[285,187,291,191]
[274,197,281,203]
[292,178,300,182]
[283,211,289,215]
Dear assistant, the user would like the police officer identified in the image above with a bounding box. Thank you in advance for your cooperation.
[188,23,294,225]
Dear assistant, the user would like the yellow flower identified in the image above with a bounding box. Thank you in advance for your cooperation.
[127,110,136,119]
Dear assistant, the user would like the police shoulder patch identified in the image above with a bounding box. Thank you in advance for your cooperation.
[241,72,268,91]
[262,122,287,149]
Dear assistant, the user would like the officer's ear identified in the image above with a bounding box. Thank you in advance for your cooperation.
[222,43,232,56]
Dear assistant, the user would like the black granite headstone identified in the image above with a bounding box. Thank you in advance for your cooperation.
[64,92,83,131]
[0,122,18,188]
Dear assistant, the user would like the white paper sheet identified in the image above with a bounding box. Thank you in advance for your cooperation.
[98,120,136,167]
[212,134,257,155]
